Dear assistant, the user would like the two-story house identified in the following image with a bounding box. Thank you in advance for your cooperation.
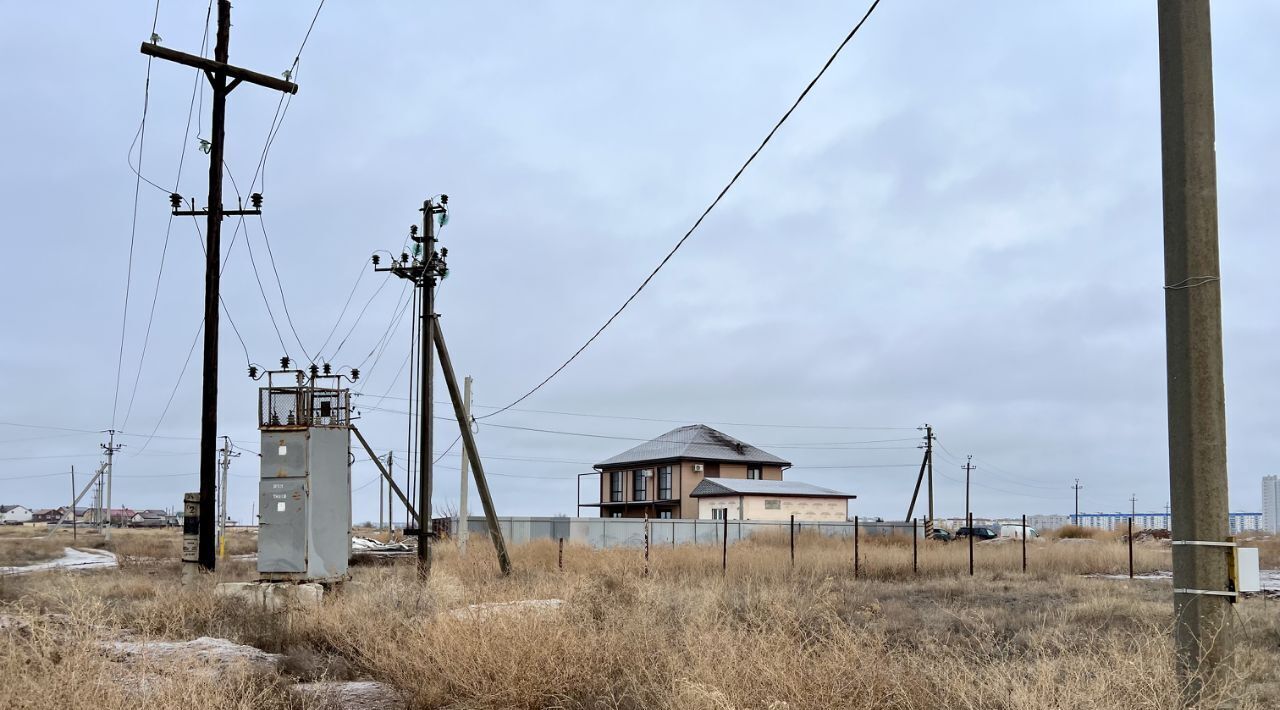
[593,424,792,519]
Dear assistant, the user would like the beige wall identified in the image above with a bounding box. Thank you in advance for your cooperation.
[698,494,849,522]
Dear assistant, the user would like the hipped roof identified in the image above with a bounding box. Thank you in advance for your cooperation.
[595,424,791,469]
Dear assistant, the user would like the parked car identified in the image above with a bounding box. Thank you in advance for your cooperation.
[927,528,953,542]
[953,526,998,541]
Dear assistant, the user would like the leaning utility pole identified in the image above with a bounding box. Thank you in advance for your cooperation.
[458,375,472,554]
[1157,1,1234,697]
[101,430,122,539]
[1072,479,1083,525]
[142,1,299,572]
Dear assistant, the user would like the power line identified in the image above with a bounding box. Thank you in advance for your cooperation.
[476,0,884,421]
[121,6,216,430]
[113,0,165,429]
[354,393,915,432]
[315,263,367,359]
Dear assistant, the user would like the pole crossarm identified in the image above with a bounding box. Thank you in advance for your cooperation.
[351,425,418,524]
[139,42,299,94]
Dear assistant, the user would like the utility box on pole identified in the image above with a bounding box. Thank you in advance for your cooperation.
[256,365,352,583]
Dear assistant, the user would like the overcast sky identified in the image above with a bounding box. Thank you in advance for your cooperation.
[1,2,1276,526]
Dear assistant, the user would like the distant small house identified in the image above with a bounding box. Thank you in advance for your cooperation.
[689,479,855,522]
[31,508,64,523]
[0,505,33,523]
[128,510,169,528]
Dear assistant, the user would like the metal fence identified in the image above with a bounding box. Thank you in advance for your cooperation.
[443,516,920,550]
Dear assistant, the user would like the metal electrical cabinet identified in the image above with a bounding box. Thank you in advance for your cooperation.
[257,373,352,582]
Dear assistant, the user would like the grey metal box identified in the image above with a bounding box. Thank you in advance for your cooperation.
[258,428,351,582]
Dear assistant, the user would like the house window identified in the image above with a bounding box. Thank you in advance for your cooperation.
[748,465,761,480]
[657,466,672,499]
[633,469,648,501]
[610,471,623,502]
[711,508,727,520]
[659,510,673,520]
[764,499,781,510]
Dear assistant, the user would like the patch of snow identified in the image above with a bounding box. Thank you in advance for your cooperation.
[0,547,118,576]
[351,537,411,553]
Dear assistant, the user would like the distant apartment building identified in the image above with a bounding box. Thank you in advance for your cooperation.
[1264,475,1280,534]
[1028,514,1070,531]
[1054,512,1262,534]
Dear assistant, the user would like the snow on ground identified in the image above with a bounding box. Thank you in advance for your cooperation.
[0,547,118,576]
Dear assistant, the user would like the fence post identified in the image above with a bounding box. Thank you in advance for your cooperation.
[1128,516,1134,579]
[912,517,918,575]
[967,512,974,576]
[558,537,564,571]
[1021,513,1027,574]
[789,514,795,568]
[722,514,728,576]
[643,515,650,577]
[854,515,860,579]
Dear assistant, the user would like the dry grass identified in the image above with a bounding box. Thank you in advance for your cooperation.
[0,533,1276,709]
[0,526,258,568]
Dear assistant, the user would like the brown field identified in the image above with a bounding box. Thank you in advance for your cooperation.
[1,529,1277,709]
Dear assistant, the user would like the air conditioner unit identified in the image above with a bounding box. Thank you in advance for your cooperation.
[692,464,704,472]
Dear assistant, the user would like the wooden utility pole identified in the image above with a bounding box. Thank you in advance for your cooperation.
[925,424,934,536]
[141,1,298,571]
[434,323,512,575]
[1157,0,1234,698]
[904,425,935,534]
[375,201,445,578]
[1072,479,1083,525]
[458,375,472,553]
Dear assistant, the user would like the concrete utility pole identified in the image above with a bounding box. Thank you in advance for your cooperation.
[142,0,299,572]
[1131,494,1138,520]
[963,455,975,524]
[1157,0,1234,697]
[101,430,122,539]
[70,466,76,541]
[1072,479,1083,525]
[217,436,239,557]
[458,375,472,554]
[386,450,394,534]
